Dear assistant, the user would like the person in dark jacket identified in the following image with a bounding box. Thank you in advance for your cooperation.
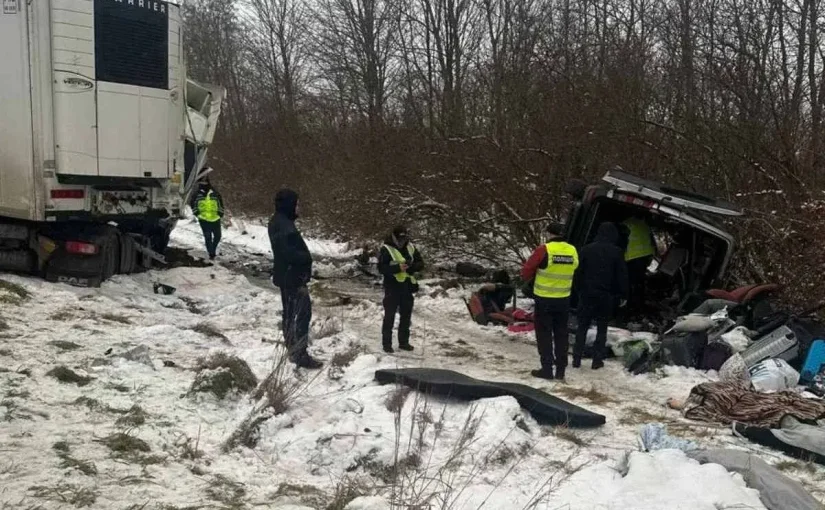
[190,172,225,260]
[268,189,322,369]
[572,222,629,369]
[377,226,424,353]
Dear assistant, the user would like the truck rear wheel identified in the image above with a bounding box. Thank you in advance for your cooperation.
[99,230,120,281]
[118,235,138,274]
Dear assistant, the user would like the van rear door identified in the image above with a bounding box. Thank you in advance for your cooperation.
[602,169,743,217]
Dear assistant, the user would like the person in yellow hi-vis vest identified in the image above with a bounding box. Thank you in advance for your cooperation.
[190,172,225,261]
[377,226,424,353]
[620,214,656,314]
[521,223,579,380]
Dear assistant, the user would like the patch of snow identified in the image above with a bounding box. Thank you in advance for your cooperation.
[0,221,821,509]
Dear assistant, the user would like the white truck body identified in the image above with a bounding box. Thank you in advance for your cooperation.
[0,0,223,284]
[0,0,221,221]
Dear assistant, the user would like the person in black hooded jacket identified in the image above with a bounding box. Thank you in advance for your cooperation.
[377,226,424,353]
[268,189,322,369]
[572,222,629,369]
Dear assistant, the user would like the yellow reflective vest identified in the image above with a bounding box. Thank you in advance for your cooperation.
[533,241,579,299]
[197,190,220,223]
[623,217,655,261]
[384,244,417,284]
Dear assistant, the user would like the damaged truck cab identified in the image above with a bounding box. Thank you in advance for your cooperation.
[564,169,743,313]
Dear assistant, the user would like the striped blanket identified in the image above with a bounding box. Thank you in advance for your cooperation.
[684,381,825,428]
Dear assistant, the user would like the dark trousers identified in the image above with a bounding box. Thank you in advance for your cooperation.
[382,286,414,347]
[281,287,312,361]
[626,256,651,313]
[199,220,222,258]
[574,292,613,362]
[534,297,570,371]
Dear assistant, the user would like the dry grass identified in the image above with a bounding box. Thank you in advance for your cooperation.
[328,343,365,380]
[189,352,257,399]
[49,310,76,321]
[49,340,82,351]
[96,433,150,454]
[435,341,479,359]
[551,427,591,447]
[617,406,669,426]
[774,460,819,475]
[384,387,412,413]
[46,366,92,386]
[222,348,318,452]
[115,405,149,428]
[28,483,97,508]
[190,322,230,344]
[553,385,618,406]
[325,477,369,510]
[98,313,132,325]
[270,483,326,507]
[205,474,246,508]
[0,280,31,306]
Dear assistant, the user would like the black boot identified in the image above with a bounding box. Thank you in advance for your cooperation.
[591,359,605,370]
[383,345,394,354]
[296,355,323,370]
[572,357,582,368]
[555,366,566,380]
[398,344,414,352]
[531,368,554,380]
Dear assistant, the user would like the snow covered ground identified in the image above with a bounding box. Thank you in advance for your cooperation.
[0,217,822,509]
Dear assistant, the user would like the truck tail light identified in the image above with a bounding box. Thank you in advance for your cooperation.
[65,241,98,255]
[51,189,85,200]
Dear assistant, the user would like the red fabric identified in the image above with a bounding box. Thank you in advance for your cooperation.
[521,244,548,282]
[508,322,535,334]
[512,309,534,322]
[707,284,780,304]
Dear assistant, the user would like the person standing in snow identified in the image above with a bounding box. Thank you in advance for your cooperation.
[268,189,322,369]
[572,222,629,370]
[521,223,579,380]
[378,226,424,353]
[190,171,224,260]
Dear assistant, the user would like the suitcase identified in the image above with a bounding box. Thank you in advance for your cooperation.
[800,339,825,383]
[700,341,733,371]
[662,331,707,368]
[741,325,798,367]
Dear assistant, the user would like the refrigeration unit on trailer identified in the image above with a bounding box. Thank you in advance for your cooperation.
[0,0,224,286]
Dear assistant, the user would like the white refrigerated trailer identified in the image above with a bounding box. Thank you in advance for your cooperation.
[0,0,223,286]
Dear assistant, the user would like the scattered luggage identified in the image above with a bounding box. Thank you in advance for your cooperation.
[699,341,733,371]
[661,331,707,368]
[800,339,825,383]
[749,358,800,392]
[465,293,488,325]
[741,325,798,367]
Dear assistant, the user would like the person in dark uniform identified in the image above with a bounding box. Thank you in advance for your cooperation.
[521,223,579,380]
[377,226,424,353]
[572,222,629,369]
[268,188,322,369]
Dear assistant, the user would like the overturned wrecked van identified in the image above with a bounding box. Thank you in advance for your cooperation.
[564,168,744,315]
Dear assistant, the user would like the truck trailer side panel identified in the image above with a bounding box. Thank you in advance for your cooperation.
[0,3,38,220]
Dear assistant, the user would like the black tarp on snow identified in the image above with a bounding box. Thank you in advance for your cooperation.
[374,368,606,428]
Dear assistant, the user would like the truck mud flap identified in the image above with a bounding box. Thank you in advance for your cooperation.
[44,251,104,288]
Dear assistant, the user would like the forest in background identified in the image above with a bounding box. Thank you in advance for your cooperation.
[182,0,825,308]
